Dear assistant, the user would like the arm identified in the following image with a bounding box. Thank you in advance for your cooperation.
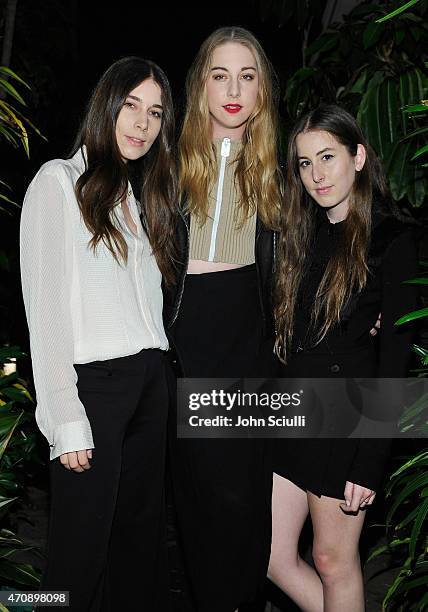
[20,167,94,460]
[348,227,419,492]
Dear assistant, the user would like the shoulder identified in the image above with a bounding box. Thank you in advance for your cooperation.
[22,154,85,221]
[370,212,418,259]
[27,150,86,194]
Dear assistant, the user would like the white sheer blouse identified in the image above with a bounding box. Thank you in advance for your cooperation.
[20,148,168,460]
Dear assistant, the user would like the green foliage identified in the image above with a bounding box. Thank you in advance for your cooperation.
[369,450,428,610]
[0,66,45,214]
[0,348,41,589]
[281,0,428,207]
[375,0,423,23]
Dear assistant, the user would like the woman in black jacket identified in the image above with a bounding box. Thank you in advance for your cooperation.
[163,26,283,612]
[269,104,419,611]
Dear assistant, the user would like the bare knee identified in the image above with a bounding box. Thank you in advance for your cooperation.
[268,547,301,581]
[312,545,360,584]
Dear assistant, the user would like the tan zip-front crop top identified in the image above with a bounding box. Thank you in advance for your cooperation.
[189,138,256,265]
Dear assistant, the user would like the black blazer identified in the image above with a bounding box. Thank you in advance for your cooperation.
[287,210,421,492]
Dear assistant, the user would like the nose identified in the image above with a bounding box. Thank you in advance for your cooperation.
[136,112,148,133]
[227,76,240,99]
[312,163,324,183]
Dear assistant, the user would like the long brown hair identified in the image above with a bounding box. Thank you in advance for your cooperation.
[275,104,390,362]
[72,56,177,285]
[179,27,282,229]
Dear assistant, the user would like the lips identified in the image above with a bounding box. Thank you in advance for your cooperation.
[126,136,146,146]
[315,186,333,195]
[223,104,242,114]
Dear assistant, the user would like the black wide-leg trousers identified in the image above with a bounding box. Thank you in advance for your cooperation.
[38,349,171,612]
[169,266,277,612]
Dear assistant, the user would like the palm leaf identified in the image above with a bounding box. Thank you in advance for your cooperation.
[375,0,422,23]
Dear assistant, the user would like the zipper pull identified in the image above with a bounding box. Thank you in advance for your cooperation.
[221,137,231,158]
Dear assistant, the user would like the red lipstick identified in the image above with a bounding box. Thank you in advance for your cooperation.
[223,104,242,114]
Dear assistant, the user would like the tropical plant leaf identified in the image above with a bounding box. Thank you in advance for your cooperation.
[399,392,428,428]
[395,505,420,530]
[0,497,17,510]
[357,71,386,157]
[403,104,428,114]
[388,451,428,480]
[387,472,428,523]
[409,497,428,558]
[0,412,23,459]
[382,567,410,608]
[363,21,384,49]
[395,307,428,325]
[0,79,26,106]
[411,144,428,160]
[396,574,428,594]
[400,125,428,141]
[0,67,30,89]
[366,537,411,563]
[386,139,414,200]
[403,277,428,285]
[375,0,422,24]
[0,560,40,587]
[412,344,428,365]
[0,347,26,362]
[306,32,339,56]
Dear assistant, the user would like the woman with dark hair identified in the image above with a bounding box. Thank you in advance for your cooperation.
[269,104,418,611]
[163,26,283,612]
[20,56,177,611]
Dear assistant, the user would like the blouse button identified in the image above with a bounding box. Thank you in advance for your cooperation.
[330,364,340,373]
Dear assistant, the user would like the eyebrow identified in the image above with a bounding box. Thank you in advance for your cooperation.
[126,94,163,109]
[210,66,257,72]
[298,147,335,159]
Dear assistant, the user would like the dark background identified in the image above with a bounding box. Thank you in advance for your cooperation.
[1,0,307,351]
[9,0,302,169]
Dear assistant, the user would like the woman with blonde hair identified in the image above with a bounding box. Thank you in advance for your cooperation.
[163,26,283,612]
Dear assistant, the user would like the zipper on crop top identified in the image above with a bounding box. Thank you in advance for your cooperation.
[208,137,231,261]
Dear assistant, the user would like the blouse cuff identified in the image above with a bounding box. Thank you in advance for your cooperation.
[50,419,95,461]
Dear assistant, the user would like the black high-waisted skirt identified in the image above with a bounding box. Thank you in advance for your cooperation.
[274,345,390,500]
[169,265,277,612]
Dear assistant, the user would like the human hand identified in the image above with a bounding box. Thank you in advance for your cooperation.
[59,449,93,472]
[370,312,381,336]
[340,481,376,513]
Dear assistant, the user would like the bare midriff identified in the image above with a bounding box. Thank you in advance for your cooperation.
[187,259,245,274]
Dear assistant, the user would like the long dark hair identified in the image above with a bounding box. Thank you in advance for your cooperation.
[275,104,390,362]
[72,56,177,285]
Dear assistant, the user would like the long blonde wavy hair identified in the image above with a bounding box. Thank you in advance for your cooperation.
[179,27,283,229]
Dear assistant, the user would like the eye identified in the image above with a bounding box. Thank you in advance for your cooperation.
[124,101,136,109]
[241,73,255,81]
[212,73,226,81]
[299,160,310,168]
[322,154,334,161]
[150,109,163,119]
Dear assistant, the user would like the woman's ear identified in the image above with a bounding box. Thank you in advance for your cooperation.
[355,144,366,172]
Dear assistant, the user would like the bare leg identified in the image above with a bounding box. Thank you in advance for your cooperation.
[309,492,366,612]
[268,473,324,612]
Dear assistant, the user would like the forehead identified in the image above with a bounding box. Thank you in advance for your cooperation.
[128,78,162,102]
[296,130,340,154]
[210,42,257,68]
